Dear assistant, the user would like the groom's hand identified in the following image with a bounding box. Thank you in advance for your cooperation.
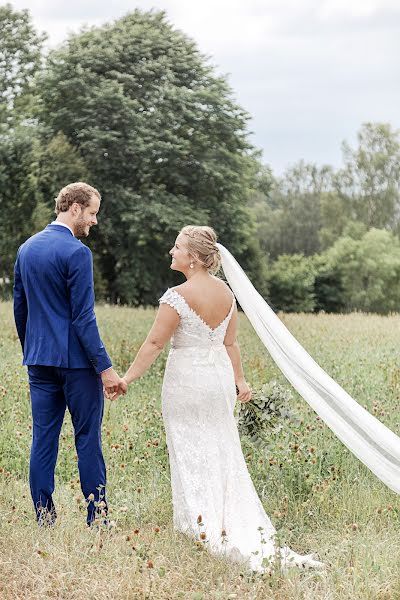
[101,367,127,401]
[116,377,128,399]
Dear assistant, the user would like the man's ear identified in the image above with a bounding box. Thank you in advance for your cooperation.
[71,202,82,217]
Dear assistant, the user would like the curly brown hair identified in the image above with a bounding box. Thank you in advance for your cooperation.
[54,182,101,215]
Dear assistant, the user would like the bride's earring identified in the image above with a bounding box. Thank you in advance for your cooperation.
[190,262,194,269]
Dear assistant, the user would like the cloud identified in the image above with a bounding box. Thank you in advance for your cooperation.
[4,0,400,172]
[318,0,400,20]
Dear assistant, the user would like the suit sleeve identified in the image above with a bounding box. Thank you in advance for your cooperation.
[13,248,28,352]
[67,245,112,374]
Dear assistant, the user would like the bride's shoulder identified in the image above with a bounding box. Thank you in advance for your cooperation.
[211,277,235,299]
[171,283,186,293]
[170,283,191,301]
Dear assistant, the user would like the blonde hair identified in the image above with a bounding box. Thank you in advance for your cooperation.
[180,225,221,274]
[55,182,101,215]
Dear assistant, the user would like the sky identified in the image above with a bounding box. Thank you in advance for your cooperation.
[5,0,400,174]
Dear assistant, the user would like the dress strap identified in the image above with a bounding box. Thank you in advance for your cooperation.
[159,288,187,317]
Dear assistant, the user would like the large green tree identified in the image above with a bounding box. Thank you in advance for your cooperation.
[38,10,265,303]
[0,5,47,296]
[0,125,40,294]
[0,3,46,127]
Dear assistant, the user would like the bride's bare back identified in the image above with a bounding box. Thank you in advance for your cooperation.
[172,276,234,330]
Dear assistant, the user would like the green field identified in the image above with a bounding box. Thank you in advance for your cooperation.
[1,302,400,599]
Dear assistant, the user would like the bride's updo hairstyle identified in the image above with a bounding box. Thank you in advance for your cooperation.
[180,225,221,274]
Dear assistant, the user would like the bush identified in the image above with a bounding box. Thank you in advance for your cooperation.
[267,254,316,312]
[322,229,400,314]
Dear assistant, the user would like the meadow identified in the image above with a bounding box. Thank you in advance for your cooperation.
[1,301,400,600]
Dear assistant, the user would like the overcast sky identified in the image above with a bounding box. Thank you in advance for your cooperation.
[5,0,400,174]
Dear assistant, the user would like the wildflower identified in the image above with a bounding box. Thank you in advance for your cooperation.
[154,527,160,533]
[147,560,154,568]
[197,515,202,524]
[200,532,207,540]
[134,528,140,534]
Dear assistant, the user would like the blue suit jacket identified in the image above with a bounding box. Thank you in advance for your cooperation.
[13,224,112,374]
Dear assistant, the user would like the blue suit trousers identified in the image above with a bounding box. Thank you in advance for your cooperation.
[28,366,107,525]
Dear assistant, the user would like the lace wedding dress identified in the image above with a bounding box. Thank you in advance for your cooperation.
[159,288,324,572]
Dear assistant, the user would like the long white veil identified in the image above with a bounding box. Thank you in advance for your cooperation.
[217,243,400,494]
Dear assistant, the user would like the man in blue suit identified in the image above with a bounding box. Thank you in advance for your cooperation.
[13,182,127,525]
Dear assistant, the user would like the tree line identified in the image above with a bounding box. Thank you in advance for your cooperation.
[1,4,399,313]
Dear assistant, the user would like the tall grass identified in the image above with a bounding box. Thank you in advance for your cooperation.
[1,302,400,599]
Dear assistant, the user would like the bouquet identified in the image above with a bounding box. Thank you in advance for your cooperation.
[236,380,299,446]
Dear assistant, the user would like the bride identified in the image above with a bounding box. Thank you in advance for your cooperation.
[122,225,324,572]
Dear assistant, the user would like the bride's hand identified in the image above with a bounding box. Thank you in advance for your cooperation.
[236,379,252,403]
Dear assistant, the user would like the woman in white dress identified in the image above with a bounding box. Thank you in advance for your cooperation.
[122,225,324,572]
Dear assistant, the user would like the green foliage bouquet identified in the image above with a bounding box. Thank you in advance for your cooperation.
[237,380,299,446]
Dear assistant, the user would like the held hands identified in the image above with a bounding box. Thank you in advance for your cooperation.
[101,367,128,401]
[236,378,252,403]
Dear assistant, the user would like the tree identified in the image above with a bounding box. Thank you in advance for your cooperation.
[0,125,40,294]
[38,10,266,303]
[0,3,46,127]
[250,161,334,260]
[36,131,90,211]
[0,5,47,296]
[336,123,400,233]
[318,190,352,250]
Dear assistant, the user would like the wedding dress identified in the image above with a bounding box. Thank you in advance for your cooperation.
[159,288,324,572]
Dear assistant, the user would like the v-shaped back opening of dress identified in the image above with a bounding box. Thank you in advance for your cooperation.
[169,288,235,332]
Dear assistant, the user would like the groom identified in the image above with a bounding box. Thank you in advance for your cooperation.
[13,182,127,525]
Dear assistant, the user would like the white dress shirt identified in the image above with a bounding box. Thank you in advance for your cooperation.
[51,221,74,236]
